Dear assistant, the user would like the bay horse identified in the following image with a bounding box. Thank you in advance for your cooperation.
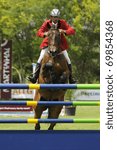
[33,25,69,130]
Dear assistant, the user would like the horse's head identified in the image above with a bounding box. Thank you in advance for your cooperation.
[48,25,61,57]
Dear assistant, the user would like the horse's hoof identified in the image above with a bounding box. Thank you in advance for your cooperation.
[69,78,77,84]
[35,124,40,130]
[35,127,40,130]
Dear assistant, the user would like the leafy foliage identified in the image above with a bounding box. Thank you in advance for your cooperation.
[0,0,100,83]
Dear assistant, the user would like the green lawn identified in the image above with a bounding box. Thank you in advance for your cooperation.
[0,106,100,130]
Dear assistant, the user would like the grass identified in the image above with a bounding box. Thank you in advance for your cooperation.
[0,106,100,130]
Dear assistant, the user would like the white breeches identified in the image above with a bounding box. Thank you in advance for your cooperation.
[37,48,71,64]
[37,47,48,63]
[61,50,71,64]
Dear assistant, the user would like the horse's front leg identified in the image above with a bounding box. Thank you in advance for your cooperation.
[34,106,42,130]
[48,105,63,130]
[34,105,46,130]
[33,90,44,130]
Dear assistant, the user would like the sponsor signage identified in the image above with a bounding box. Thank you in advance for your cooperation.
[11,89,34,99]
[1,40,12,99]
[72,90,100,101]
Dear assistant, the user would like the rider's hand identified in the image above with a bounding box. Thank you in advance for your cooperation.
[59,29,66,34]
[44,32,49,37]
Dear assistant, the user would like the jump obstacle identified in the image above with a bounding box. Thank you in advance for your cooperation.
[0,83,100,124]
[0,101,100,106]
[0,83,100,89]
[0,118,100,123]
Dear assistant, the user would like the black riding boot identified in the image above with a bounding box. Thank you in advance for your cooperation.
[27,63,41,83]
[68,64,76,84]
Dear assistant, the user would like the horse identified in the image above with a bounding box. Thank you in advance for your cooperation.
[33,25,69,130]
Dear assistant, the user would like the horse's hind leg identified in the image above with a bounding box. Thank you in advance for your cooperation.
[48,106,63,130]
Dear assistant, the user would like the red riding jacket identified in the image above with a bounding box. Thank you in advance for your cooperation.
[36,19,75,51]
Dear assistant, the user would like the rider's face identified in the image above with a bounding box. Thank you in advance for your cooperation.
[50,16,59,23]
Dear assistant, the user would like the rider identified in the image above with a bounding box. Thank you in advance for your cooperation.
[28,8,76,84]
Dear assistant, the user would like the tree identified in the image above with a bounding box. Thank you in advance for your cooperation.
[70,0,100,83]
[0,0,100,83]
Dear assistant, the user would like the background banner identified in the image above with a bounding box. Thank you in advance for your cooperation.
[1,40,12,99]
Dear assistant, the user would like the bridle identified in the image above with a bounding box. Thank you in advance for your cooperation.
[47,28,61,57]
